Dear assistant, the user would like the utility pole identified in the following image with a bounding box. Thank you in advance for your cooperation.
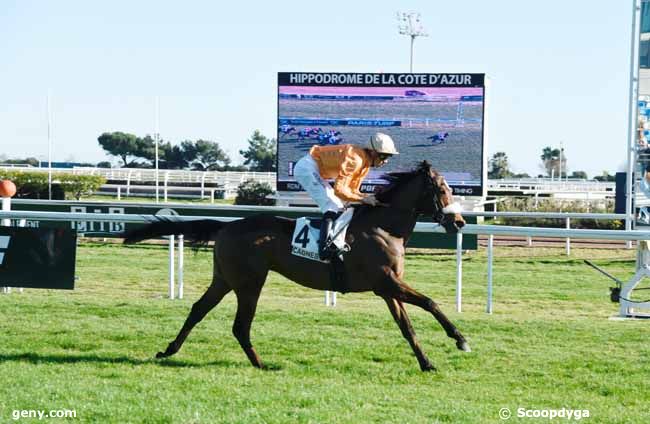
[47,91,53,200]
[560,141,566,182]
[155,96,160,203]
[397,12,428,73]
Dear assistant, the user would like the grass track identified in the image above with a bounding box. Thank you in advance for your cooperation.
[1,243,649,423]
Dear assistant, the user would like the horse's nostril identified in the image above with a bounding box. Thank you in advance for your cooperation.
[456,220,465,228]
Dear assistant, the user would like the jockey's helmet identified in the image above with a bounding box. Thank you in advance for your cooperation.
[368,132,399,155]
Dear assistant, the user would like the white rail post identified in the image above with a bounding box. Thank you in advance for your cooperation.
[456,231,463,313]
[1,196,10,294]
[177,235,184,299]
[17,217,24,293]
[527,235,532,247]
[168,235,175,299]
[565,217,571,256]
[126,170,132,197]
[487,234,494,314]
[1,197,10,227]
[117,186,121,201]
[324,290,337,307]
[164,172,169,203]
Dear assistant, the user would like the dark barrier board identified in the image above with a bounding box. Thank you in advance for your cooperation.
[0,226,76,289]
[8,200,477,250]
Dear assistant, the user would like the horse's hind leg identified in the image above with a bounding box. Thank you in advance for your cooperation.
[382,296,435,371]
[374,267,471,353]
[232,285,265,368]
[156,277,231,358]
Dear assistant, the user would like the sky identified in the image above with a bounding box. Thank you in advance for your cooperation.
[0,0,635,178]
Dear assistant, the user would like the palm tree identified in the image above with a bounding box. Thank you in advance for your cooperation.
[540,146,565,177]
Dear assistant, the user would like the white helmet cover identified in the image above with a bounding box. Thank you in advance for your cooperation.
[368,132,399,155]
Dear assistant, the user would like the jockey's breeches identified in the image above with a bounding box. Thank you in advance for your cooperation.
[294,155,344,214]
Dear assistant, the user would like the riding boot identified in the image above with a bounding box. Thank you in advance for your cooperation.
[318,211,337,260]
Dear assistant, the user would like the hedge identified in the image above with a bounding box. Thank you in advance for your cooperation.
[0,170,106,200]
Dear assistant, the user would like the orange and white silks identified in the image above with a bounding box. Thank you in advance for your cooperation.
[293,144,371,214]
[308,144,371,202]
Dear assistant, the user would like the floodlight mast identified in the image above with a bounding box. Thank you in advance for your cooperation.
[397,12,428,73]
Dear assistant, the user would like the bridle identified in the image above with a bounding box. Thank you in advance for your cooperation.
[419,170,461,227]
[370,167,462,228]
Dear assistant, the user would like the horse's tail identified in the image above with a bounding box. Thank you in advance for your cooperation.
[123,218,227,245]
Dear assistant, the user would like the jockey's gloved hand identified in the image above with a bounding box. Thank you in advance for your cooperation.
[361,194,379,206]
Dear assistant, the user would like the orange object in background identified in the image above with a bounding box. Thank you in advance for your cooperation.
[0,180,17,197]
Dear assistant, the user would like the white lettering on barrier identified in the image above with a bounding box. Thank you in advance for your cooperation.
[70,207,125,233]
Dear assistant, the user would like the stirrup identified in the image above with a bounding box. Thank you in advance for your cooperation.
[319,242,336,261]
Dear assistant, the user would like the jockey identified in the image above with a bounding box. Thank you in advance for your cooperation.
[293,132,399,259]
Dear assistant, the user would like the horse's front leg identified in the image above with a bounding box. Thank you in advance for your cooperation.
[374,267,471,353]
[381,296,436,371]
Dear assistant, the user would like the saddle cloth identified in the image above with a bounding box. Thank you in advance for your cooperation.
[290,208,353,263]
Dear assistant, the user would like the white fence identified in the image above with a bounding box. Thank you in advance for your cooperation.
[0,166,276,200]
[0,209,646,315]
[1,166,620,201]
[487,178,615,194]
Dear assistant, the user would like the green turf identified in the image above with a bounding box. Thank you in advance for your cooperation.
[1,243,649,423]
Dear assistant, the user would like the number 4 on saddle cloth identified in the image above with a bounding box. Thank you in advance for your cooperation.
[290,208,354,292]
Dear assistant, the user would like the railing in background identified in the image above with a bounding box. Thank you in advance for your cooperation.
[0,209,645,316]
[1,166,622,201]
[0,166,276,200]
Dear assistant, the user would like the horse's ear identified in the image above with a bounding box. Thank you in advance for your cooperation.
[419,160,432,173]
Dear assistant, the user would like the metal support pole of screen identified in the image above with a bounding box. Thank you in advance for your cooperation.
[625,0,642,247]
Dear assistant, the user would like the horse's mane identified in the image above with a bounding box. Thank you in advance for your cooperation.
[375,161,437,203]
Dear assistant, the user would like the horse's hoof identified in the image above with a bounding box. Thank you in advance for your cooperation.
[155,351,170,359]
[457,341,471,352]
[421,363,437,372]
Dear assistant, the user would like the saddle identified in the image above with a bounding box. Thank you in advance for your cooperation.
[290,208,354,293]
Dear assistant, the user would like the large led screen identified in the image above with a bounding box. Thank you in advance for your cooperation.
[277,72,486,196]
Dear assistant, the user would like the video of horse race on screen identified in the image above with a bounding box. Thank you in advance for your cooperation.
[277,84,484,194]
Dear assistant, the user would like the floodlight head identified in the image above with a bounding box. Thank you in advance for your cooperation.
[396,11,428,38]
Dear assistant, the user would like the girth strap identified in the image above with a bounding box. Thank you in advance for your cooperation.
[329,255,347,293]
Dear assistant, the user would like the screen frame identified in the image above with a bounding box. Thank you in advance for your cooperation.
[276,72,487,197]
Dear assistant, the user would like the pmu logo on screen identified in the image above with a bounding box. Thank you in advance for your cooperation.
[0,235,10,265]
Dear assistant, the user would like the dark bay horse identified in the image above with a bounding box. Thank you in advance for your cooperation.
[124,161,470,371]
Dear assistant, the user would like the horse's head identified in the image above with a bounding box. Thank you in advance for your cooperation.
[416,162,466,234]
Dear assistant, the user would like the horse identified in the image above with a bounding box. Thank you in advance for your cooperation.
[278,125,295,138]
[428,132,449,145]
[317,131,343,145]
[297,127,321,141]
[123,161,470,371]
